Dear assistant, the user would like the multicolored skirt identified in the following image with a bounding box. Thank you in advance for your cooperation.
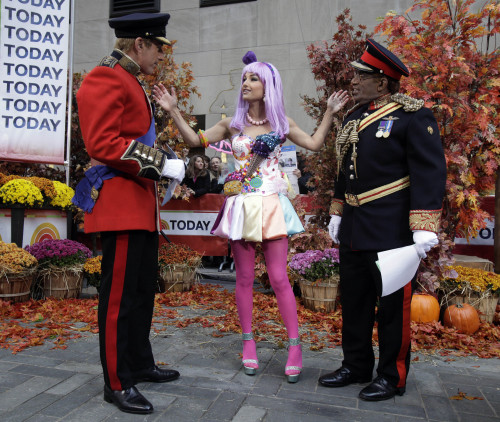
[211,193,304,242]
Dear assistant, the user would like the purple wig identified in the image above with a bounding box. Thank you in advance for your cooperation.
[230,52,289,139]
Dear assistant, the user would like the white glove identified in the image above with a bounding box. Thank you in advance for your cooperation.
[413,230,438,259]
[328,215,342,244]
[161,159,185,182]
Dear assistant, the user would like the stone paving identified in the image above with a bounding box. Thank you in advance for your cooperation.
[0,272,499,422]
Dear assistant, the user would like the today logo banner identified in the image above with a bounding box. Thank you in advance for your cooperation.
[0,0,70,164]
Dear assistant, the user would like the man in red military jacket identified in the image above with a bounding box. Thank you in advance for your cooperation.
[74,12,184,415]
[318,39,446,401]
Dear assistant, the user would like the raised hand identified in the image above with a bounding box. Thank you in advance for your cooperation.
[152,83,178,112]
[327,90,350,114]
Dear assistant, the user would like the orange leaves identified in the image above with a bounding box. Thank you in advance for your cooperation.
[450,390,484,401]
[1,284,499,358]
[0,297,98,354]
[411,319,500,358]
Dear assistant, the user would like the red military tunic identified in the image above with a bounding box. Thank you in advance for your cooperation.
[77,53,158,233]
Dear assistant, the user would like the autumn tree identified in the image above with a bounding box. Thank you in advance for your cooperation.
[300,9,372,227]
[141,40,200,154]
[376,0,499,243]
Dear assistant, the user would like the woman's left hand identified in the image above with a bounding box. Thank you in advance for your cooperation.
[152,83,178,112]
[326,90,350,114]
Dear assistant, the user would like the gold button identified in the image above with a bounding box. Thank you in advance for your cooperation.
[349,165,354,170]
[349,174,354,180]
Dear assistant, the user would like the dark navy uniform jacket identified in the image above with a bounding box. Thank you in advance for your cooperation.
[332,96,447,251]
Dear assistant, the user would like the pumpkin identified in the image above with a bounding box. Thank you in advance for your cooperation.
[443,303,480,335]
[410,293,440,323]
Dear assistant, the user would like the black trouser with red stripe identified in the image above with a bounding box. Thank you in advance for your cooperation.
[98,230,158,391]
[339,248,413,389]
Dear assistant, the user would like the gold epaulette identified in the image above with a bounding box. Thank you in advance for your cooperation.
[98,55,118,68]
[390,93,424,112]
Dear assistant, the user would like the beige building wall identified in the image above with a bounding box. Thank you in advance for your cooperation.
[74,0,414,137]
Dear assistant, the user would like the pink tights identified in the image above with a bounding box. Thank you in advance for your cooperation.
[231,238,302,376]
[231,237,299,339]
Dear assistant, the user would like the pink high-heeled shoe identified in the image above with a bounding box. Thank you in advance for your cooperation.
[285,338,302,383]
[242,332,258,375]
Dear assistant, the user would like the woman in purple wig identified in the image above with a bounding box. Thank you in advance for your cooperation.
[153,51,348,383]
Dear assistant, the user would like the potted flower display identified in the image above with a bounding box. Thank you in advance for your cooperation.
[158,242,202,292]
[83,255,102,293]
[289,248,340,312]
[25,239,92,299]
[0,174,76,249]
[0,241,38,302]
[0,174,75,210]
[439,265,500,323]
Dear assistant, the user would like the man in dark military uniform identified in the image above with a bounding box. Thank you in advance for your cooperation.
[318,39,446,401]
[74,13,185,414]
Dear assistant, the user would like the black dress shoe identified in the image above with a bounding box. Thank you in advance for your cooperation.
[133,365,180,383]
[103,385,153,414]
[359,376,405,401]
[318,366,372,388]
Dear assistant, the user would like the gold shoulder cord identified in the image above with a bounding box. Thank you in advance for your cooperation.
[336,119,360,177]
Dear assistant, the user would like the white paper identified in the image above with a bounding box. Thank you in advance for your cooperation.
[279,145,299,194]
[377,245,421,297]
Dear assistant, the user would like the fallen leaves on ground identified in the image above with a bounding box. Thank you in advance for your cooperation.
[449,390,484,401]
[0,284,499,359]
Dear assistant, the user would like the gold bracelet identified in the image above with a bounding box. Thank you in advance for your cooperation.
[198,129,209,148]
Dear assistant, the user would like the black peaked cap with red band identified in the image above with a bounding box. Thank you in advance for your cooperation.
[351,39,409,81]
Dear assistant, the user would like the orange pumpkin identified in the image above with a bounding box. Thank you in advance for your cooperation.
[410,293,440,323]
[443,303,480,335]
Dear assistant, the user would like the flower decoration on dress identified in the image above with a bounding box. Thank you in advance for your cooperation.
[224,132,283,195]
[245,132,282,179]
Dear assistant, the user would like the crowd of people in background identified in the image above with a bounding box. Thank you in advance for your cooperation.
[181,153,224,195]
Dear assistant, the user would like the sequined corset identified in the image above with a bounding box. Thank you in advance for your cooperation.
[231,133,288,196]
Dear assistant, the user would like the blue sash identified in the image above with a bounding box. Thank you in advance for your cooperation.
[72,117,156,213]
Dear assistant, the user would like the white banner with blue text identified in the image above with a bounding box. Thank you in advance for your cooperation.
[0,0,70,164]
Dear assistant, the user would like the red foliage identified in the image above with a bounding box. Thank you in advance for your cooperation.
[301,9,372,227]
[376,0,500,241]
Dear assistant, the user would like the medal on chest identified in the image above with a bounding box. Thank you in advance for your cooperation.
[375,120,394,138]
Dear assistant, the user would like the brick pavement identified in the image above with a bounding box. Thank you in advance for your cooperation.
[0,272,499,422]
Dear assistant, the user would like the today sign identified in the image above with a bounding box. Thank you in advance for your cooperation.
[0,0,70,164]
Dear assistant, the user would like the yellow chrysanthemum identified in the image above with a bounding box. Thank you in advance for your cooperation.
[0,179,43,207]
[50,181,75,209]
[84,255,102,275]
[443,265,500,295]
